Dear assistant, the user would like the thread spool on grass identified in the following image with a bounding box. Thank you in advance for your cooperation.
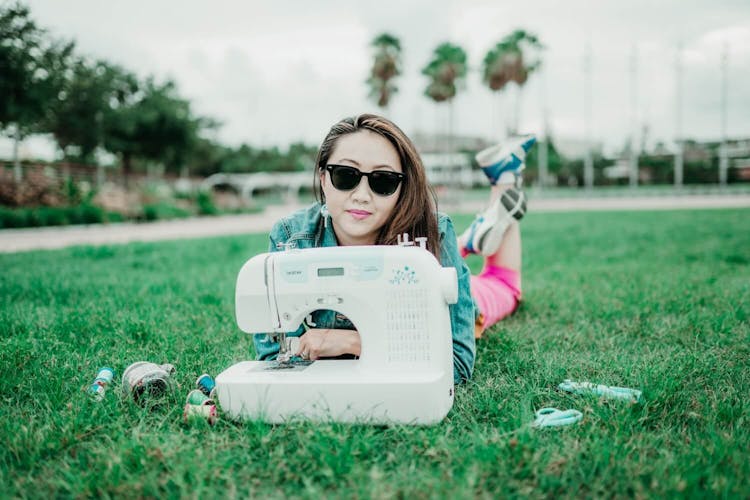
[183,403,218,426]
[186,389,214,406]
[87,367,115,401]
[121,362,176,407]
[184,389,217,426]
[196,373,216,398]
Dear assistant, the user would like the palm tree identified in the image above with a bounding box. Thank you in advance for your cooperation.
[366,33,402,110]
[422,42,468,153]
[482,29,543,136]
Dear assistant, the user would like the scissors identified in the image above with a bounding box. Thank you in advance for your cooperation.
[531,407,583,428]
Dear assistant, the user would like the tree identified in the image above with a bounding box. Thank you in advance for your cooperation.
[185,138,227,177]
[423,42,467,104]
[43,59,137,163]
[131,79,201,174]
[0,2,74,178]
[103,78,206,180]
[422,42,468,153]
[366,33,402,109]
[482,29,543,136]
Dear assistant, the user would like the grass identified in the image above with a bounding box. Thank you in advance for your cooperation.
[1,208,748,498]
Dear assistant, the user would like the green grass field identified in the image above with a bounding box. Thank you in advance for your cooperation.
[1,208,748,498]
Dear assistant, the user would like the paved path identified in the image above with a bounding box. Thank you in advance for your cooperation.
[2,194,749,254]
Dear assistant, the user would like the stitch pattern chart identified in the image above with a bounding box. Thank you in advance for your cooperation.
[386,289,430,363]
[389,265,418,285]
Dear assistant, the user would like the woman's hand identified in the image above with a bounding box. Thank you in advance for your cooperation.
[296,328,361,360]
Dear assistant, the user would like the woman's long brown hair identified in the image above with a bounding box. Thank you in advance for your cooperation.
[313,114,441,260]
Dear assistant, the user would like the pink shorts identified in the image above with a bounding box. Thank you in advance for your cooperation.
[470,265,521,338]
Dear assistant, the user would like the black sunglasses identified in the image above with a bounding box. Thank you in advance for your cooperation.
[324,164,404,196]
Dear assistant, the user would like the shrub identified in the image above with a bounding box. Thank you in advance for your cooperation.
[37,207,69,226]
[0,168,64,207]
[105,211,124,223]
[76,204,106,225]
[0,204,110,228]
[196,191,218,215]
[0,207,28,228]
[141,203,192,222]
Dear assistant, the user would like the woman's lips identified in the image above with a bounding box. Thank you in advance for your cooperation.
[347,209,371,220]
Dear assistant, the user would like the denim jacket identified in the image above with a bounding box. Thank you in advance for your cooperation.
[252,202,477,383]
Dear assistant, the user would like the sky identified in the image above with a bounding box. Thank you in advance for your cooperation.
[4,0,750,159]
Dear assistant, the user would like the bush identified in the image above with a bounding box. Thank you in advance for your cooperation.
[196,190,217,215]
[0,206,28,228]
[0,204,109,229]
[0,189,225,229]
[78,204,105,224]
[141,202,192,222]
[64,178,82,204]
[106,211,124,223]
[0,169,64,207]
[37,206,70,226]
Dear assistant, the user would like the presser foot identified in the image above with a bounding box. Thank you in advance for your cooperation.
[268,359,314,371]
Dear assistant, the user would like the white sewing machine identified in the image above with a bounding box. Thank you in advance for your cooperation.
[215,236,458,425]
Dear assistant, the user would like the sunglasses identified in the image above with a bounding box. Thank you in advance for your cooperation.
[324,164,405,197]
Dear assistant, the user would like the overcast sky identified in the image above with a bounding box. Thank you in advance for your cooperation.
[6,0,750,158]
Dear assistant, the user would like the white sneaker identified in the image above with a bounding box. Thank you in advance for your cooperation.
[460,187,527,256]
[476,135,536,186]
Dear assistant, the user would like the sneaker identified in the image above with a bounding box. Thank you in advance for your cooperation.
[475,135,536,186]
[460,187,527,256]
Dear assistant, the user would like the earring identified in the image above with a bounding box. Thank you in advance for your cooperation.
[321,203,329,228]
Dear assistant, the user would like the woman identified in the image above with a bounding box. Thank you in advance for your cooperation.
[254,114,532,383]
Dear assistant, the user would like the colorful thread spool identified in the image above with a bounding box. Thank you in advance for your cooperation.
[121,362,175,406]
[186,389,214,406]
[196,374,216,398]
[183,403,217,426]
[88,367,115,401]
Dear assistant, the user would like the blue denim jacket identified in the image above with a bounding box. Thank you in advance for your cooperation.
[252,202,477,383]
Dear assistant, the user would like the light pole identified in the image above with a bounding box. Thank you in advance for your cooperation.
[674,42,684,188]
[629,45,639,188]
[719,42,729,187]
[538,64,549,190]
[583,40,594,190]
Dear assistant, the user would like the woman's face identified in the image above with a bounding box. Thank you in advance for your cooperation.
[321,130,403,246]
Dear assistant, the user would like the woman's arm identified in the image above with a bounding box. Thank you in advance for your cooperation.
[439,216,477,383]
[295,328,361,360]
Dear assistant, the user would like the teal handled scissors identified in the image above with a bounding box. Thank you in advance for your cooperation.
[531,407,583,428]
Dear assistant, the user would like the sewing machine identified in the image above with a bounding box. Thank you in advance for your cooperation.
[215,236,458,425]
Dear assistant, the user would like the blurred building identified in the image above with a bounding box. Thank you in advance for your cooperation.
[410,131,492,155]
[553,137,605,160]
[411,132,492,188]
[604,137,750,182]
